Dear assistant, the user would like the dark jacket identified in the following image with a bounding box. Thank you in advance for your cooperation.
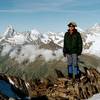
[63,29,83,55]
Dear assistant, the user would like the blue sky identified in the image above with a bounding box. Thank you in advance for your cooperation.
[0,0,100,33]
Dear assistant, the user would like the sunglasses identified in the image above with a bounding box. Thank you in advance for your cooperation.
[69,25,75,27]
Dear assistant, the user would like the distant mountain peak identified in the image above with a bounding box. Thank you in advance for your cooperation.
[31,29,40,35]
[1,24,100,58]
[5,25,14,34]
[30,29,42,41]
[76,27,85,33]
[4,25,15,38]
[86,23,100,34]
[93,23,100,28]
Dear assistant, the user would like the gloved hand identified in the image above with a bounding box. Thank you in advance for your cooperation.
[63,53,66,57]
[77,52,81,56]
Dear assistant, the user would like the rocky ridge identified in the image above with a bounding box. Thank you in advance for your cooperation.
[0,67,100,100]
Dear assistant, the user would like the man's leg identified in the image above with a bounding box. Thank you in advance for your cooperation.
[72,54,80,79]
[67,54,73,78]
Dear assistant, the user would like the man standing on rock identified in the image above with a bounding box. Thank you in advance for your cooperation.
[63,22,83,80]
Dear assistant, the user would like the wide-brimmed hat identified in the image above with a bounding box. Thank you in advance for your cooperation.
[67,22,77,27]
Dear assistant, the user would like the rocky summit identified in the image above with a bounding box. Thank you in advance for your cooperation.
[0,67,100,100]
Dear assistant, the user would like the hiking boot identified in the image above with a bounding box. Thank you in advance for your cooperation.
[75,74,80,82]
[68,73,73,80]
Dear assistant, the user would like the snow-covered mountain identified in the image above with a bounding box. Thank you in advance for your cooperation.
[0,25,85,47]
[0,24,100,63]
[4,25,15,38]
[0,25,42,45]
[0,25,65,63]
[87,23,100,34]
[0,25,64,47]
[84,23,100,56]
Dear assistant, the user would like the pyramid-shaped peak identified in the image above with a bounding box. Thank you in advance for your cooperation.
[4,25,15,37]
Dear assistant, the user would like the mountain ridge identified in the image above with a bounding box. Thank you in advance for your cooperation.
[0,23,100,63]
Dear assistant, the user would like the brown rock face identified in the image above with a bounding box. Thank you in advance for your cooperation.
[0,67,100,100]
[0,74,29,100]
[46,67,100,100]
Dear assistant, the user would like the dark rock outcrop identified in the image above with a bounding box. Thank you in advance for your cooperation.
[0,67,100,100]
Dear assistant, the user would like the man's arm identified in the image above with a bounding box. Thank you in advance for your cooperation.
[63,33,67,57]
[77,33,83,55]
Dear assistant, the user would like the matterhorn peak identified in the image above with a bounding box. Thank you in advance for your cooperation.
[5,25,14,34]
[4,25,16,38]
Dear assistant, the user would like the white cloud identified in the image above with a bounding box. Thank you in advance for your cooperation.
[2,44,63,63]
[1,44,12,56]
[13,45,37,63]
[41,49,55,61]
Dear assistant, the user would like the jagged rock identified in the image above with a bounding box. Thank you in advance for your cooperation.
[1,67,100,100]
[31,95,48,100]
[55,69,65,78]
[0,93,8,100]
[46,67,100,100]
[0,74,30,100]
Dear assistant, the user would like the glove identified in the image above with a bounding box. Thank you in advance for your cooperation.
[63,53,66,57]
[77,52,81,56]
